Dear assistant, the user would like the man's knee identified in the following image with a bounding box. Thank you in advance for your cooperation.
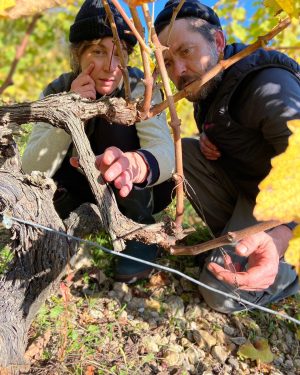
[198,268,245,314]
[182,137,199,160]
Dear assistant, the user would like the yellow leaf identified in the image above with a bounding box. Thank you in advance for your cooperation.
[145,298,161,312]
[0,0,15,16]
[275,0,300,18]
[284,224,300,275]
[254,120,300,223]
[264,0,282,14]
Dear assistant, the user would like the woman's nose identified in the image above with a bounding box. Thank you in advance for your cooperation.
[104,54,119,72]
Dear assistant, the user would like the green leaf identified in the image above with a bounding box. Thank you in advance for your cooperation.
[238,338,274,363]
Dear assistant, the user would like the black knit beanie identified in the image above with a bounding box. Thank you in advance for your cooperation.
[69,0,137,47]
[154,0,221,35]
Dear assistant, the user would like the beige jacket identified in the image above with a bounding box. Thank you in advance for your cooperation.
[22,78,175,187]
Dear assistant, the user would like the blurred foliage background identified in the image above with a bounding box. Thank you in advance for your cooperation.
[1,0,299,138]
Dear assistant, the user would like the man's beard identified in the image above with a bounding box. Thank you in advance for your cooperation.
[177,47,223,102]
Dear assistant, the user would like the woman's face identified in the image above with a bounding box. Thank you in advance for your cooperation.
[79,37,129,96]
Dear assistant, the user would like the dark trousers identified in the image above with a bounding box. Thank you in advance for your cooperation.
[182,137,299,313]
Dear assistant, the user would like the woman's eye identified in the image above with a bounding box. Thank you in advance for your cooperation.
[93,49,105,55]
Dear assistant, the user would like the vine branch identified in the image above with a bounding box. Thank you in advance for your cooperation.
[0,14,41,96]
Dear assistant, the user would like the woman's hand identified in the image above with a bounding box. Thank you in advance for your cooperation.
[70,63,96,99]
[70,146,148,198]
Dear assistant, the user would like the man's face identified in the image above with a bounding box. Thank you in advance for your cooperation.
[158,19,222,102]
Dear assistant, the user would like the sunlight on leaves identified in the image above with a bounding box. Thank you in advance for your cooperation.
[238,338,274,363]
[275,0,300,18]
[254,120,300,223]
[255,120,300,276]
[1,0,70,19]
[0,0,15,16]
[264,0,300,18]
[284,224,300,275]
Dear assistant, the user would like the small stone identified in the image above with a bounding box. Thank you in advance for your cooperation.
[127,297,145,310]
[186,321,198,330]
[181,338,190,347]
[89,308,104,319]
[185,305,203,321]
[223,364,233,374]
[185,347,205,365]
[168,343,183,353]
[273,356,284,366]
[279,342,289,354]
[166,296,185,318]
[71,246,92,270]
[123,292,132,303]
[113,282,131,299]
[239,361,248,371]
[214,330,227,346]
[285,331,295,347]
[294,358,300,369]
[229,336,247,346]
[193,329,217,349]
[168,333,178,344]
[142,336,160,353]
[223,325,236,336]
[283,359,294,370]
[228,357,239,370]
[107,290,117,298]
[163,351,184,367]
[211,345,229,363]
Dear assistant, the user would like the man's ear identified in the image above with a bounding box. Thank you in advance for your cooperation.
[215,29,226,54]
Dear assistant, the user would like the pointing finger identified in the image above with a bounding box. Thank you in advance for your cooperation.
[83,63,95,76]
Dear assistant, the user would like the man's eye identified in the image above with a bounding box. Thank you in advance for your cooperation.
[182,48,191,55]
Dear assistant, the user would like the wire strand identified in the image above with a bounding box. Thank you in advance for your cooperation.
[3,214,300,326]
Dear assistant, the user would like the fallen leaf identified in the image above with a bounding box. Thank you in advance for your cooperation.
[148,271,170,287]
[85,365,95,375]
[238,337,274,364]
[145,298,161,312]
[24,329,51,361]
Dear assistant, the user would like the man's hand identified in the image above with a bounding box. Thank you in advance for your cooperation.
[207,231,281,291]
[70,63,96,100]
[199,132,221,160]
[70,146,148,197]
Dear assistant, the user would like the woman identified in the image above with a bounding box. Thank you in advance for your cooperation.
[22,0,175,283]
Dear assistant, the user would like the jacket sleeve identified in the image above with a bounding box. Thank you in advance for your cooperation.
[22,74,74,177]
[234,67,300,155]
[22,119,72,177]
[131,81,175,186]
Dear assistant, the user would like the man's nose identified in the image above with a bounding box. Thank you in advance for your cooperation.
[173,60,187,79]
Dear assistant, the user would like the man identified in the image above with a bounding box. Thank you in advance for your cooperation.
[155,0,300,313]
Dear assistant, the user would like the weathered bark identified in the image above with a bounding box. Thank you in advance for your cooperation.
[0,94,189,371]
[0,171,70,369]
[0,173,111,371]
[0,93,185,250]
